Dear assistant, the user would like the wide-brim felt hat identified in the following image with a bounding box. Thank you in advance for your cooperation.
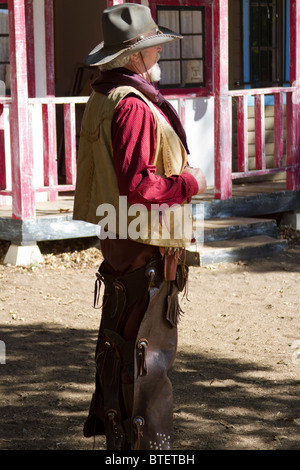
[85,3,182,66]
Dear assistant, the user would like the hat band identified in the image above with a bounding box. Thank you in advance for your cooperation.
[104,27,162,50]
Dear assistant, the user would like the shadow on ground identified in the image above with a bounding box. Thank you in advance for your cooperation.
[1,322,299,450]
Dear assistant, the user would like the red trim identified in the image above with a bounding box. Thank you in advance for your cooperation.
[35,185,75,193]
[286,92,297,188]
[0,190,12,196]
[228,86,296,96]
[179,97,186,128]
[232,167,292,180]
[160,88,212,98]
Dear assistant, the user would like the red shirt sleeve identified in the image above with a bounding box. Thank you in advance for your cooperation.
[111,95,198,208]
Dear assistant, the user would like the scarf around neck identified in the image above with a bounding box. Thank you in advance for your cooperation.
[91,68,189,154]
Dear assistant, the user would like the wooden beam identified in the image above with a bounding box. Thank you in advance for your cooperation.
[288,0,300,190]
[107,0,124,6]
[274,92,284,168]
[44,0,57,200]
[44,0,55,97]
[25,0,35,98]
[64,102,77,185]
[42,102,58,199]
[0,104,5,190]
[254,94,266,170]
[213,0,232,199]
[8,0,35,220]
[237,95,248,173]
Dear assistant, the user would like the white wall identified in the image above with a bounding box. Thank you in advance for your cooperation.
[185,97,214,188]
[169,96,215,188]
[33,0,47,98]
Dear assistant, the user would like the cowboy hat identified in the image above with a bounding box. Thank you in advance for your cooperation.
[85,3,182,66]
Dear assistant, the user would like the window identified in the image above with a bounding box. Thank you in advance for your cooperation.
[0,3,9,96]
[244,0,289,88]
[156,6,205,89]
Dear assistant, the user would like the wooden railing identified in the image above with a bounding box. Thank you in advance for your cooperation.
[31,96,89,196]
[0,96,89,213]
[228,86,299,188]
[1,87,300,216]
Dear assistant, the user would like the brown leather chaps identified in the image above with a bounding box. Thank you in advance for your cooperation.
[83,256,188,450]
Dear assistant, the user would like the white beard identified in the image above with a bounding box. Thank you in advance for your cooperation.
[149,63,161,83]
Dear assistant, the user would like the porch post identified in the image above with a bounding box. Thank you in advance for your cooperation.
[107,0,124,6]
[213,0,232,199]
[43,0,57,201]
[288,0,300,190]
[8,0,35,220]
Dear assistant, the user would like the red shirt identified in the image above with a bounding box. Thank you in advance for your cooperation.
[111,96,198,208]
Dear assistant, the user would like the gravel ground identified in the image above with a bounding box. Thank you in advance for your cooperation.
[0,228,299,451]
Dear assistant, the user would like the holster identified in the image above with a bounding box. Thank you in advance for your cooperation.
[83,255,188,450]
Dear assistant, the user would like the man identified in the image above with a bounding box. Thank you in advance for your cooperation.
[73,3,206,450]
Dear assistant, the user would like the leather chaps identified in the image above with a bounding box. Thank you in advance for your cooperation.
[83,255,188,450]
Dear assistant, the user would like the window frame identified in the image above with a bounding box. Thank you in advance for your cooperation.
[156,5,205,90]
[148,0,213,98]
[243,0,289,89]
[0,2,9,95]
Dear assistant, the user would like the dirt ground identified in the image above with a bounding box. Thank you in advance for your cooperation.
[0,228,300,451]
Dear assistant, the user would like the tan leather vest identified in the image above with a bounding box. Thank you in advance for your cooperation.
[73,86,191,247]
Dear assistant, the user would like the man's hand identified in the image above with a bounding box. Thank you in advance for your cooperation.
[182,167,207,195]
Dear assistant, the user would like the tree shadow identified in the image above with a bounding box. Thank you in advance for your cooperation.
[0,322,103,450]
[171,351,300,450]
[1,322,299,450]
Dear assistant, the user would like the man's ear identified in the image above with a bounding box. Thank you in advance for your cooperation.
[129,52,141,64]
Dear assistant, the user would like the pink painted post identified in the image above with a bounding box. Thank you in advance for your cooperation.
[64,102,77,185]
[8,0,35,220]
[254,94,266,170]
[179,98,186,130]
[44,0,57,201]
[0,104,5,190]
[274,92,284,168]
[287,0,300,190]
[25,0,35,98]
[237,95,248,173]
[286,92,296,180]
[107,0,124,6]
[213,0,232,199]
[44,0,55,97]
[42,102,58,193]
